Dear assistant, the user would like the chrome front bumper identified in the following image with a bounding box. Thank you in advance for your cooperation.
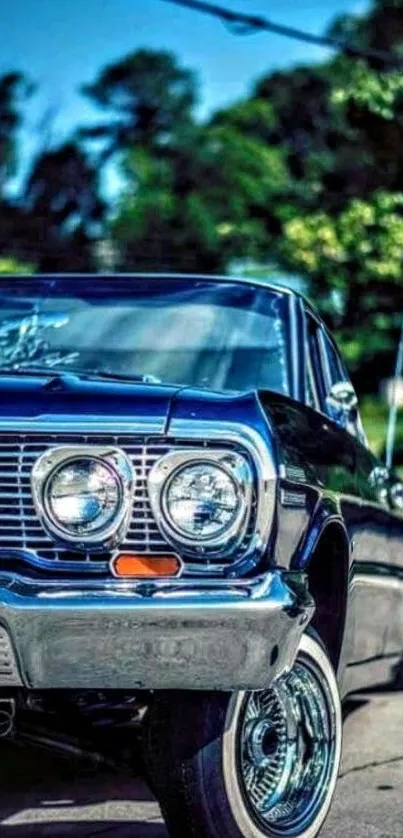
[0,572,313,691]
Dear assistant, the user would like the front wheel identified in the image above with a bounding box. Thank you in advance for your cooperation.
[144,633,342,838]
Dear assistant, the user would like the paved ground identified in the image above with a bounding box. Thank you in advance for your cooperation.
[0,692,401,837]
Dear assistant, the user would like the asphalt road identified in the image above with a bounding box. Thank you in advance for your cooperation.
[0,692,401,837]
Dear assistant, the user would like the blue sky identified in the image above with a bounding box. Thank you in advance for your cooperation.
[1,0,368,191]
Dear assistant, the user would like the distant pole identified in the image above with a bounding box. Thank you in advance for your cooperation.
[386,317,403,470]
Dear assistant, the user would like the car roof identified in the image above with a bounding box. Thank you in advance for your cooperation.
[147,273,320,319]
[0,271,320,318]
[0,271,299,296]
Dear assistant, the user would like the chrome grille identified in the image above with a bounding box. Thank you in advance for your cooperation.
[0,433,255,576]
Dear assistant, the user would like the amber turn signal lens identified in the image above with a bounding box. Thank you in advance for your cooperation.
[111,553,182,578]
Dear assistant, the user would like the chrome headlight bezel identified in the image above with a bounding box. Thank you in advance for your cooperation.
[148,449,253,556]
[31,445,135,549]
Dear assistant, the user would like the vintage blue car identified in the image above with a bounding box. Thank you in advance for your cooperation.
[0,273,401,838]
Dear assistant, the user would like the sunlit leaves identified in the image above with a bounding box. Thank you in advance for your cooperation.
[0,257,34,274]
[333,61,403,120]
[282,192,403,286]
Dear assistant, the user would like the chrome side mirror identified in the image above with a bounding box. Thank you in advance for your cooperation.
[325,381,358,429]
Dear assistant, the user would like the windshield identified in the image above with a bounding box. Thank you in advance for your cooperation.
[0,277,289,395]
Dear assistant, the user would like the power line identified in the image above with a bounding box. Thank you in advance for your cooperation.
[160,0,403,69]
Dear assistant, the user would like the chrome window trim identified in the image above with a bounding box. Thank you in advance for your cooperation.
[305,349,321,411]
[289,294,301,401]
[148,449,253,557]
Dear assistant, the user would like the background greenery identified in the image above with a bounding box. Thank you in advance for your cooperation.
[0,0,402,455]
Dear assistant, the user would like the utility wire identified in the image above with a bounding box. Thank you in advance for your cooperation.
[160,0,403,69]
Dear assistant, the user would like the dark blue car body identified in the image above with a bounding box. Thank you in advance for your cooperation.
[0,273,400,700]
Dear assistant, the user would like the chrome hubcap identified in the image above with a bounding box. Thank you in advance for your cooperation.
[245,718,279,770]
[239,654,337,835]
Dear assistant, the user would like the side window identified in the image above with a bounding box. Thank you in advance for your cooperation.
[305,314,323,410]
[320,329,367,444]
[320,330,345,389]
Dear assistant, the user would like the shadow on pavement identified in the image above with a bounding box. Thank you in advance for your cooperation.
[0,824,166,837]
[392,655,403,688]
[342,695,369,722]
[0,738,167,837]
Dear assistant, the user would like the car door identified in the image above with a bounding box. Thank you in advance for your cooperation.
[317,327,403,681]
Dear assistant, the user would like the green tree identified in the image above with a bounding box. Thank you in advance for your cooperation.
[112,111,289,272]
[105,27,402,393]
[81,49,197,161]
[0,72,34,194]
[216,1,403,391]
[1,140,104,272]
[21,142,105,271]
[2,4,401,398]
[281,193,403,372]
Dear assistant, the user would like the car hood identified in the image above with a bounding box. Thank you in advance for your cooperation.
[0,372,269,438]
[0,372,181,433]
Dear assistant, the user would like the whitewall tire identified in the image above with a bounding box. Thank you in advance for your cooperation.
[144,631,342,838]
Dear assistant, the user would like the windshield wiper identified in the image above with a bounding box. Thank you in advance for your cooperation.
[90,369,162,384]
[0,367,162,385]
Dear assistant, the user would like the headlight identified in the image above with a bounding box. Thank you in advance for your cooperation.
[163,462,239,540]
[31,446,135,547]
[46,458,121,536]
[148,449,253,554]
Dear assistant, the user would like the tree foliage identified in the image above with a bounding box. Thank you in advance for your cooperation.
[0,256,33,275]
[81,50,197,160]
[281,193,403,374]
[22,142,104,271]
[0,72,34,193]
[1,1,403,395]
